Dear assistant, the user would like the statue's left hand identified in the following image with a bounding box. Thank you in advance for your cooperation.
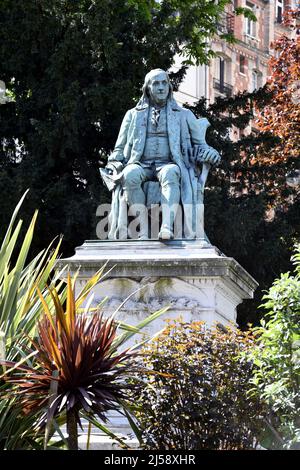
[193,145,221,166]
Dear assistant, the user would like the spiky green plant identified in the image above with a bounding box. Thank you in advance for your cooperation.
[1,272,168,450]
[0,191,63,357]
[0,191,64,449]
[0,192,168,450]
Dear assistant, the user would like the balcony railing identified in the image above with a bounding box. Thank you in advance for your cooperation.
[213,79,233,97]
[243,33,260,49]
[217,13,235,34]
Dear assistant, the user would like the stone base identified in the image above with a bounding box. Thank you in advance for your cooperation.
[57,238,258,447]
[58,238,257,332]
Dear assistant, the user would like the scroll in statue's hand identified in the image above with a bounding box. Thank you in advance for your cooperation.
[106,167,114,175]
[105,161,124,174]
[100,161,124,192]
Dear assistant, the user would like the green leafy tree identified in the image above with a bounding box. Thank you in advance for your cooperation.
[247,246,300,450]
[0,0,251,256]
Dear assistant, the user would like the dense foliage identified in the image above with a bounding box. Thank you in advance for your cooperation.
[247,246,300,449]
[187,90,299,327]
[188,24,300,326]
[0,1,298,331]
[256,12,300,166]
[134,319,265,450]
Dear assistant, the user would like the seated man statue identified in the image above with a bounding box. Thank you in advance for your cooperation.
[100,68,220,240]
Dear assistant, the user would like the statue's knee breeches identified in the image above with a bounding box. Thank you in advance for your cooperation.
[122,164,148,207]
[157,164,180,186]
[122,164,146,187]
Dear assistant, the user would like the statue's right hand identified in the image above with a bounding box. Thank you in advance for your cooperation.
[106,161,124,175]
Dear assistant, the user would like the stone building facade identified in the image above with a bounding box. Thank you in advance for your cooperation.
[174,0,298,106]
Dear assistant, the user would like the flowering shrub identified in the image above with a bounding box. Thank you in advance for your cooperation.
[134,319,266,450]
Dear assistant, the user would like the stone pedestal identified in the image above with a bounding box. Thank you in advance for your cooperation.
[57,238,258,447]
[59,238,257,332]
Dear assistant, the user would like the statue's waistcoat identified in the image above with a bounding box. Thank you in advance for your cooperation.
[126,100,182,166]
[142,107,171,164]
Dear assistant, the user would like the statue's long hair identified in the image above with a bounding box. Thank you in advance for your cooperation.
[137,69,174,108]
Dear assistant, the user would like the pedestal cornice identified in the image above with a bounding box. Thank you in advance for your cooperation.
[57,239,258,301]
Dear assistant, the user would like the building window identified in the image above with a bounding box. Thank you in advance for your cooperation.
[245,1,256,37]
[219,58,225,87]
[250,71,262,92]
[240,55,246,74]
[276,0,284,23]
[251,71,258,91]
[213,57,233,97]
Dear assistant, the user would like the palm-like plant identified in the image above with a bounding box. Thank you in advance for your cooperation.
[0,192,168,450]
[1,272,167,450]
[0,192,63,357]
[0,191,63,449]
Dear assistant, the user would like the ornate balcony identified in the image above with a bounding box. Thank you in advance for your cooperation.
[213,78,233,97]
[217,13,235,34]
[243,33,260,50]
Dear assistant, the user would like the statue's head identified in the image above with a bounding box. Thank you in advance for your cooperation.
[142,69,173,105]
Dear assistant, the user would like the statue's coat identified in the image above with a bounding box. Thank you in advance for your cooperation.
[108,98,208,238]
